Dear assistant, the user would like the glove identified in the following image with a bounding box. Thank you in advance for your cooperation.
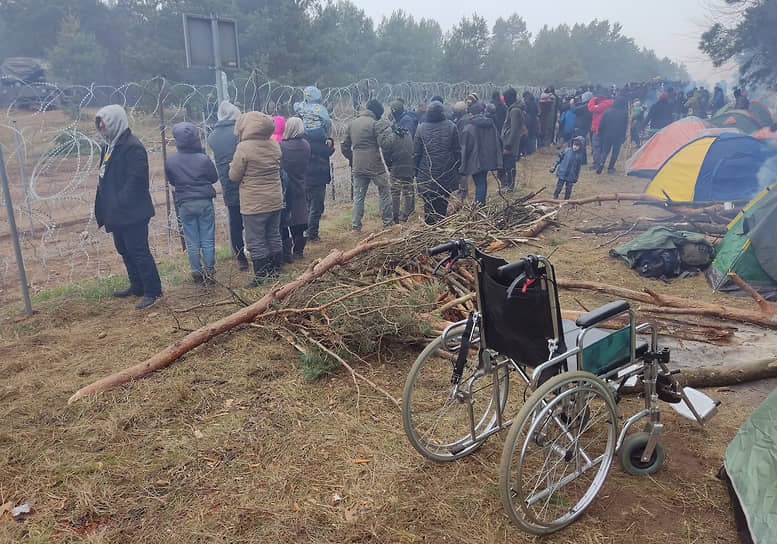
[549,167,556,173]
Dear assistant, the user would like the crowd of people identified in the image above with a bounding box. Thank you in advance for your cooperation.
[93,82,756,308]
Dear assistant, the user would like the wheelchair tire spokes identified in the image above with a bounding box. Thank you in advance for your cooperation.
[403,331,510,462]
[499,371,617,534]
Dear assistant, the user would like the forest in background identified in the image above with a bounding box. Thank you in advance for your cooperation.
[0,0,689,88]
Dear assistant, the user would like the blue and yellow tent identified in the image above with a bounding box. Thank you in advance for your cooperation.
[645,133,777,202]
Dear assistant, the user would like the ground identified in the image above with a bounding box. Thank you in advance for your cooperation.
[1,137,775,543]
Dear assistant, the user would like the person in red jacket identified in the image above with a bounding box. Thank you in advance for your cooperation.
[587,95,614,169]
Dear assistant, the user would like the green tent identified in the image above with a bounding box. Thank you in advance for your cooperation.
[706,182,777,300]
[710,110,764,134]
[719,387,777,544]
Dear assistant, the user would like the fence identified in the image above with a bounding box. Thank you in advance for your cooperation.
[0,74,546,304]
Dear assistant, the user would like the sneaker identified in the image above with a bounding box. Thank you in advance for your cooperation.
[203,270,217,286]
[113,287,142,298]
[596,166,603,174]
[607,168,616,174]
[135,295,159,310]
[351,226,361,232]
[191,270,205,284]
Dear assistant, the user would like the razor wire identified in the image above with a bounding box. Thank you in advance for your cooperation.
[0,73,550,301]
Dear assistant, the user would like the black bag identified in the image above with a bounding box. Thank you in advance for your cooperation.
[636,249,681,278]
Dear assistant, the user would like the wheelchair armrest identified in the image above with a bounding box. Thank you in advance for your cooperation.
[575,300,630,328]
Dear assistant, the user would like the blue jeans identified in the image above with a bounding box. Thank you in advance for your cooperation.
[352,172,393,230]
[472,171,488,204]
[178,198,216,272]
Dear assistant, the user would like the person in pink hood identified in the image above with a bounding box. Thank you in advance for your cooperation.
[271,116,285,142]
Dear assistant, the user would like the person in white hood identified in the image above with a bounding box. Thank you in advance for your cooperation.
[94,104,162,309]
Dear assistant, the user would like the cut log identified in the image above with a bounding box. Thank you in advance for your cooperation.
[557,278,777,330]
[68,238,399,404]
[530,193,665,205]
[675,358,777,387]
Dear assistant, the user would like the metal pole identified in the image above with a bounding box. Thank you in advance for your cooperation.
[158,78,173,252]
[11,120,35,236]
[211,13,223,105]
[0,144,33,316]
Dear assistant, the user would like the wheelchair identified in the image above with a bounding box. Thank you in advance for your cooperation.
[401,239,719,534]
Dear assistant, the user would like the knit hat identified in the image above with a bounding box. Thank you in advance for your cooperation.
[430,95,444,104]
[466,92,479,105]
[366,99,384,119]
[390,99,404,111]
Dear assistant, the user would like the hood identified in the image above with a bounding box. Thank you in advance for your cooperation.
[272,116,286,138]
[217,100,241,121]
[304,86,322,104]
[172,122,202,152]
[284,117,305,140]
[425,101,446,122]
[95,104,129,145]
[470,114,494,128]
[235,111,275,141]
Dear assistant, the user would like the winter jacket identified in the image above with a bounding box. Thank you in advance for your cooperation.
[413,101,460,190]
[711,88,725,114]
[94,128,155,233]
[229,112,283,216]
[378,120,415,181]
[501,101,525,157]
[597,99,628,144]
[341,109,385,177]
[206,119,240,207]
[397,110,419,139]
[293,86,331,134]
[304,131,334,187]
[459,114,503,175]
[573,102,592,132]
[280,136,311,226]
[559,108,575,137]
[646,99,673,130]
[491,98,507,133]
[551,147,585,183]
[165,122,218,206]
[588,96,614,134]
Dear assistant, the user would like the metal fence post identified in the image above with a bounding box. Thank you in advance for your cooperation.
[0,144,33,316]
[11,120,35,236]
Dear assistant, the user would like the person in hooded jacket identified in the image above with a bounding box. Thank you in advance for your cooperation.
[595,95,628,174]
[413,100,460,224]
[378,105,416,223]
[390,99,419,139]
[94,104,162,310]
[279,117,311,261]
[645,93,673,131]
[271,116,285,142]
[499,88,525,192]
[459,102,503,205]
[229,111,283,287]
[303,130,335,242]
[588,94,614,169]
[293,85,331,139]
[341,99,393,231]
[206,101,248,271]
[521,91,539,156]
[490,90,507,133]
[165,122,219,284]
[550,136,585,200]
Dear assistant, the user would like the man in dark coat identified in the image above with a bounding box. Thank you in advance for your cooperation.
[303,132,335,242]
[94,104,162,310]
[380,106,416,223]
[499,88,525,192]
[459,102,503,205]
[206,100,248,270]
[413,101,460,224]
[646,93,673,131]
[595,95,628,174]
[490,90,507,133]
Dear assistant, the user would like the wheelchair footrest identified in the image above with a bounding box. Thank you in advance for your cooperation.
[669,387,720,425]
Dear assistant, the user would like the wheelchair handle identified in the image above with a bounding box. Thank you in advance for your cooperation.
[497,256,537,280]
[428,240,461,257]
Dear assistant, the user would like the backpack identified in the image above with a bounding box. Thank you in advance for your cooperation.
[636,249,681,278]
[611,227,715,280]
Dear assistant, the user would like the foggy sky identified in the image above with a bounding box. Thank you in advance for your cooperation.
[354,0,736,84]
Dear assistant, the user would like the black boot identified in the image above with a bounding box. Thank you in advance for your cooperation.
[244,257,270,288]
[269,253,283,277]
[292,235,306,260]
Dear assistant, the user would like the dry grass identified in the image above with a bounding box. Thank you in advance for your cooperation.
[1,142,774,543]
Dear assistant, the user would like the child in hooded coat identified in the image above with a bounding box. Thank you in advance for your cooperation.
[550,136,585,200]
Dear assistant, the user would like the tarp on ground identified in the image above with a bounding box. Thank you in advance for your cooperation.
[625,117,711,179]
[719,386,777,544]
[710,110,764,134]
[645,133,777,202]
[706,181,777,299]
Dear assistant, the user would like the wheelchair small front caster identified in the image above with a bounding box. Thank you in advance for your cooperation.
[619,432,665,475]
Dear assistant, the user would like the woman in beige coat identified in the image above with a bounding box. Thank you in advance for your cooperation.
[229,111,283,287]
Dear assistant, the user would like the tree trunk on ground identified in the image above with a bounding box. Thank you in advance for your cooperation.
[675,358,777,387]
[68,237,398,404]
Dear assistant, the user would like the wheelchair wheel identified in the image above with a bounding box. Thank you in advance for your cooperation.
[499,371,617,534]
[402,329,510,462]
[618,432,665,476]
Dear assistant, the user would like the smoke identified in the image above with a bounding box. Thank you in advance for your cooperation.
[756,153,777,193]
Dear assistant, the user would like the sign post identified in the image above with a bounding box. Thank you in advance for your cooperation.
[182,13,240,104]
